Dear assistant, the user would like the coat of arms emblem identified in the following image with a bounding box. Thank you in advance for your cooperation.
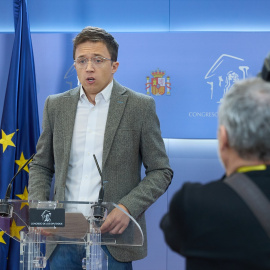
[146,69,171,96]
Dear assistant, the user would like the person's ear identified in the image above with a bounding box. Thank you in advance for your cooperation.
[219,125,230,152]
[112,61,119,74]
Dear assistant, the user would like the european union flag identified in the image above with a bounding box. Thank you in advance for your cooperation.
[0,0,40,269]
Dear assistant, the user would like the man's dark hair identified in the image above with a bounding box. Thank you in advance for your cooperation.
[73,26,119,61]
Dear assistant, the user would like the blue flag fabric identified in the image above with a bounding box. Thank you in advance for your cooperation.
[0,0,40,269]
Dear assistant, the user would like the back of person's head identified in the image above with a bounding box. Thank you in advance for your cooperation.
[218,77,270,161]
[73,26,119,61]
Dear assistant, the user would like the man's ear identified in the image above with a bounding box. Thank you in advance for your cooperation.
[112,61,119,74]
[219,125,230,152]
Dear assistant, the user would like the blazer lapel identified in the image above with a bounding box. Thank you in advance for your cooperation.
[102,80,128,168]
[61,87,80,168]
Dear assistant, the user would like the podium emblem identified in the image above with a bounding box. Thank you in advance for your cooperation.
[29,208,65,227]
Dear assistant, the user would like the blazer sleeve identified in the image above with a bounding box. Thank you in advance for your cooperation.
[28,96,55,201]
[118,97,173,219]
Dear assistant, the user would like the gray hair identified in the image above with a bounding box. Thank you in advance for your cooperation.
[73,26,119,61]
[218,77,270,161]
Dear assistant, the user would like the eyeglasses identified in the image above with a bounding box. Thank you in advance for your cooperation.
[74,56,113,68]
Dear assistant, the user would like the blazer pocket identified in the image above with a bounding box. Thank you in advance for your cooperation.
[115,129,140,153]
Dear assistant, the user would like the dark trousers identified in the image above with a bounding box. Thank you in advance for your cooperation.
[49,244,133,270]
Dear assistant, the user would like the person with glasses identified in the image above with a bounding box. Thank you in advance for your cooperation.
[29,26,173,270]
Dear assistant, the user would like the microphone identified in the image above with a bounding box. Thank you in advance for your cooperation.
[0,153,35,217]
[91,154,106,219]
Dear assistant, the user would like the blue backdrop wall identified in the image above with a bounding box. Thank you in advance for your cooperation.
[0,1,270,269]
[1,32,270,139]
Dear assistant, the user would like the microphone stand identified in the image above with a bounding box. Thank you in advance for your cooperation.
[0,153,35,217]
[91,154,107,220]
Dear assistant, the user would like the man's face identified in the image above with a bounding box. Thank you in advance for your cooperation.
[74,41,119,98]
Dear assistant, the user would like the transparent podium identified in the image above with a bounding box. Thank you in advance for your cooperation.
[0,200,144,270]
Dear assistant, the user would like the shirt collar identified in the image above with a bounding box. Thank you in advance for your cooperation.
[79,80,113,103]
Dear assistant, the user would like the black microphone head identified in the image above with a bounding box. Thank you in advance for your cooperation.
[91,185,106,220]
[91,204,107,220]
[0,200,13,218]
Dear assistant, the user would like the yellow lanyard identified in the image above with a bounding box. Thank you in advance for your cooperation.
[237,164,267,173]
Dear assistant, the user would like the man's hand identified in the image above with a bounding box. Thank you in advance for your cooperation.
[100,204,130,234]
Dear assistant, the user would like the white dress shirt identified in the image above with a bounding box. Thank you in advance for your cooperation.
[65,80,113,215]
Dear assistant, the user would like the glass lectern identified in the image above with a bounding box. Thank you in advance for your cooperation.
[0,200,144,270]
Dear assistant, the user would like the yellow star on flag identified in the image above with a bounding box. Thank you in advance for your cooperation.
[16,186,29,210]
[10,220,25,240]
[15,152,31,173]
[0,129,16,153]
[0,230,6,244]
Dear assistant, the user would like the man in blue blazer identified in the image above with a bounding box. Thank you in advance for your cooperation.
[29,26,173,270]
